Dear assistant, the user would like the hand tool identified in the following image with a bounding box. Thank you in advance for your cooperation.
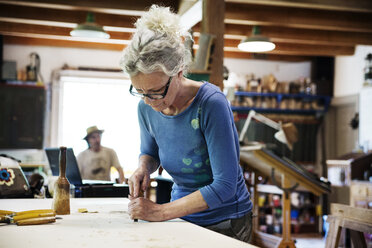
[0,209,54,217]
[53,146,70,215]
[133,189,145,222]
[0,209,59,226]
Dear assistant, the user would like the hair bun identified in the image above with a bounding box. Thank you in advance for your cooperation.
[135,5,183,40]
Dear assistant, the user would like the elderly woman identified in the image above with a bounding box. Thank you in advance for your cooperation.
[120,5,253,242]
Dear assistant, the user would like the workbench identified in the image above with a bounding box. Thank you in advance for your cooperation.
[0,198,257,248]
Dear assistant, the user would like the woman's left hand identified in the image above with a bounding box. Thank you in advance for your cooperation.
[128,197,164,222]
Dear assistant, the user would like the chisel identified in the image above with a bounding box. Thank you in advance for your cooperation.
[134,189,145,222]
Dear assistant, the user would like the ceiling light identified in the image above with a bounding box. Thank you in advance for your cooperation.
[70,13,110,39]
[238,26,275,53]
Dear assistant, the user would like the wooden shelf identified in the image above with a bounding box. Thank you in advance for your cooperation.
[231,91,331,115]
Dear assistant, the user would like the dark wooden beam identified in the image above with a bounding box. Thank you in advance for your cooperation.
[0,21,133,40]
[0,0,180,14]
[201,0,225,89]
[225,0,372,13]
[192,35,355,56]
[223,25,372,46]
[0,3,138,28]
[194,24,372,46]
[225,3,372,33]
[224,51,312,62]
[222,39,355,56]
[3,35,316,62]
[3,35,127,51]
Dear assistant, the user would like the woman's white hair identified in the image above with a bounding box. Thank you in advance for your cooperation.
[119,5,192,77]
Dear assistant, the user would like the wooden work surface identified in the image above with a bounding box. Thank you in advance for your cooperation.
[0,198,257,248]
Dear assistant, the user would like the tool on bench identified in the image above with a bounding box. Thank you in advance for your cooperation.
[0,209,60,225]
[133,189,145,222]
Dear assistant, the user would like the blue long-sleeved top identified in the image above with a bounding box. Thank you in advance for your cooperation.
[138,81,252,226]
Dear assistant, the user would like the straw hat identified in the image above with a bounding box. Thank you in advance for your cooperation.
[83,126,104,140]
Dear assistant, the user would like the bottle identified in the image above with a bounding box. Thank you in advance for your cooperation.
[52,146,70,215]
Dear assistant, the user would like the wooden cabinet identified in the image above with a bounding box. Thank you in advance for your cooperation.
[0,84,46,148]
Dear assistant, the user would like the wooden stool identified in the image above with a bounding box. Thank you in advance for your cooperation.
[326,203,372,248]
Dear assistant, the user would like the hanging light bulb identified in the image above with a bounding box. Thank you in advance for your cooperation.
[70,13,110,39]
[238,26,275,53]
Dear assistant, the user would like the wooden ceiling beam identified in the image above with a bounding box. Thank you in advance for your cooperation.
[223,39,355,56]
[3,35,127,51]
[3,35,312,62]
[0,3,138,28]
[224,51,312,62]
[0,0,180,15]
[223,24,372,46]
[193,24,372,46]
[0,21,134,40]
[225,3,372,33]
[225,0,372,13]
[191,35,355,56]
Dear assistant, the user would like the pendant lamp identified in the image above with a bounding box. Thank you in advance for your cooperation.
[238,26,275,53]
[70,13,110,39]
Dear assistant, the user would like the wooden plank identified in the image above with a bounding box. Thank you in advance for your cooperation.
[224,51,311,62]
[0,198,258,248]
[331,203,372,224]
[3,35,127,51]
[2,34,313,62]
[0,21,133,40]
[220,24,372,46]
[223,40,355,56]
[225,3,372,33]
[325,216,342,248]
[0,3,138,28]
[225,0,372,13]
[0,0,180,15]
[201,0,224,89]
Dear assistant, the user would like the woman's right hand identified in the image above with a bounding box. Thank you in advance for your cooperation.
[128,167,150,198]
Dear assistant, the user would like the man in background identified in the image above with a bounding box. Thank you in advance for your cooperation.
[77,126,125,183]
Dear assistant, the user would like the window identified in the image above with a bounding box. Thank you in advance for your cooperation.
[52,71,140,178]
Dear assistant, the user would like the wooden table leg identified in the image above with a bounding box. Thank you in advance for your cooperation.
[276,174,296,248]
[325,216,342,248]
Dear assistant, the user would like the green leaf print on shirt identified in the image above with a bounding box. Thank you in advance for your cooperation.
[191,118,199,130]
[182,158,192,166]
[181,168,194,173]
[194,162,203,168]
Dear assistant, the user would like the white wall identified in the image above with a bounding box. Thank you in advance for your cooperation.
[334,45,372,97]
[3,45,125,83]
[224,57,311,82]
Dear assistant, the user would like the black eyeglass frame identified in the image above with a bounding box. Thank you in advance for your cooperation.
[129,76,172,100]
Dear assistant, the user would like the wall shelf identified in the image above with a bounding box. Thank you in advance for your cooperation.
[231,91,331,115]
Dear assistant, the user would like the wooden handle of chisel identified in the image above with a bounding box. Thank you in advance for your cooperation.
[0,210,15,216]
[16,209,55,216]
[16,217,56,226]
[134,189,145,222]
[13,212,55,222]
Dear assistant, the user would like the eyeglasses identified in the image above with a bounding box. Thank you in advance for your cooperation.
[129,76,172,100]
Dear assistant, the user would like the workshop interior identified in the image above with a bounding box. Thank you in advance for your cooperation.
[1,1,372,248]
